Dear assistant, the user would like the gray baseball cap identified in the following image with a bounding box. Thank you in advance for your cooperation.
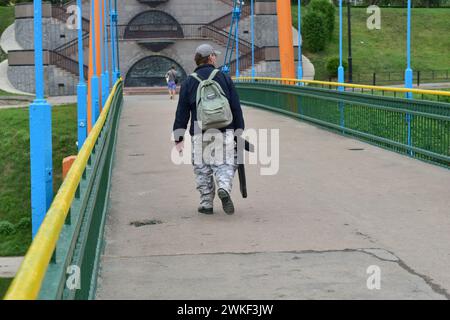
[195,44,221,58]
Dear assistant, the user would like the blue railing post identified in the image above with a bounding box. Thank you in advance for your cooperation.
[30,0,53,238]
[338,0,345,130]
[405,0,413,156]
[113,0,121,79]
[110,0,117,83]
[297,0,303,83]
[103,0,110,95]
[91,0,100,126]
[250,0,255,79]
[109,0,117,84]
[77,0,87,150]
[100,0,107,107]
[338,0,344,88]
[234,4,241,79]
[405,0,413,99]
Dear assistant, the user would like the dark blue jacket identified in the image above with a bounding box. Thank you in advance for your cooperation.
[172,64,245,143]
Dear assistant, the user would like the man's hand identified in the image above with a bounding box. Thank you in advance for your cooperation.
[175,141,184,154]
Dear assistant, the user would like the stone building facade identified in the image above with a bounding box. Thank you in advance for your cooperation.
[2,0,314,96]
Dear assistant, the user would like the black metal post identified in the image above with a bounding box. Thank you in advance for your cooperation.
[347,0,353,83]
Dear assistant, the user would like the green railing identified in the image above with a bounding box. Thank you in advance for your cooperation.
[235,78,450,169]
[5,80,124,300]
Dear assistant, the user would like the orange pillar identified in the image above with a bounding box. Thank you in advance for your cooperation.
[276,0,296,80]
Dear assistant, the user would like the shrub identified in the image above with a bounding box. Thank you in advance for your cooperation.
[16,217,31,230]
[302,10,328,53]
[326,57,348,78]
[309,0,336,40]
[0,221,16,236]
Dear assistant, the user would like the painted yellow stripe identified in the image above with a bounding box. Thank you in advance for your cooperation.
[4,79,122,300]
[235,76,450,97]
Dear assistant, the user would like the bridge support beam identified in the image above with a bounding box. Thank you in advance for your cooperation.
[30,0,53,238]
[77,0,87,149]
[103,0,110,95]
[95,0,103,112]
[276,0,295,79]
[100,0,108,108]
[297,0,303,82]
[113,0,121,80]
[88,0,101,132]
[110,0,118,84]
[405,0,413,156]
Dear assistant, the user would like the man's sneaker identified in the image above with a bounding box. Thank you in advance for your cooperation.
[198,206,214,215]
[218,188,235,215]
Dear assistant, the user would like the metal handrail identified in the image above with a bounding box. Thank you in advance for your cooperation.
[236,77,450,97]
[202,25,256,51]
[4,79,123,300]
[217,0,235,6]
[207,3,251,30]
[234,79,450,169]
[229,47,265,74]
[54,33,90,57]
[350,70,450,86]
[49,1,90,79]
[49,51,88,80]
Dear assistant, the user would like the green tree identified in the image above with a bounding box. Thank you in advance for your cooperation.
[309,0,336,40]
[302,10,328,52]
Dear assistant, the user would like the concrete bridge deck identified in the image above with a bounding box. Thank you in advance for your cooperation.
[96,95,450,300]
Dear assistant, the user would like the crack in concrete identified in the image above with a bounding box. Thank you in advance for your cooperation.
[362,248,450,300]
[102,247,449,299]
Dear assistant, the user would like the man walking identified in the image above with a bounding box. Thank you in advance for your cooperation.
[166,65,178,100]
[172,44,245,215]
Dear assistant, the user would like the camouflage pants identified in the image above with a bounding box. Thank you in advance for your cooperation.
[192,131,237,209]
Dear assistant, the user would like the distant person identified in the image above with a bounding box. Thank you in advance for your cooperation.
[172,44,245,215]
[165,65,178,100]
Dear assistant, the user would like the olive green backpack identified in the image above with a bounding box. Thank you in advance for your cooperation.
[191,69,233,130]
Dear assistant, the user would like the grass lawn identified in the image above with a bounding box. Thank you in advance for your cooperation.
[0,104,78,256]
[0,278,13,298]
[0,89,23,96]
[292,6,450,81]
[0,6,14,35]
[0,5,15,62]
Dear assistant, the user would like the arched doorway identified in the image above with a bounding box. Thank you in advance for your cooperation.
[125,56,187,87]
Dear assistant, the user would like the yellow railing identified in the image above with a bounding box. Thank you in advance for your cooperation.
[235,76,450,98]
[4,79,123,300]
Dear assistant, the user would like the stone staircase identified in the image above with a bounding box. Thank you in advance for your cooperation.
[49,0,90,80]
[49,65,80,96]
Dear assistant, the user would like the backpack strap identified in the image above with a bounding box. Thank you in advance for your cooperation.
[191,69,221,82]
[207,69,226,96]
[191,72,203,83]
[192,69,226,99]
[207,69,220,81]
